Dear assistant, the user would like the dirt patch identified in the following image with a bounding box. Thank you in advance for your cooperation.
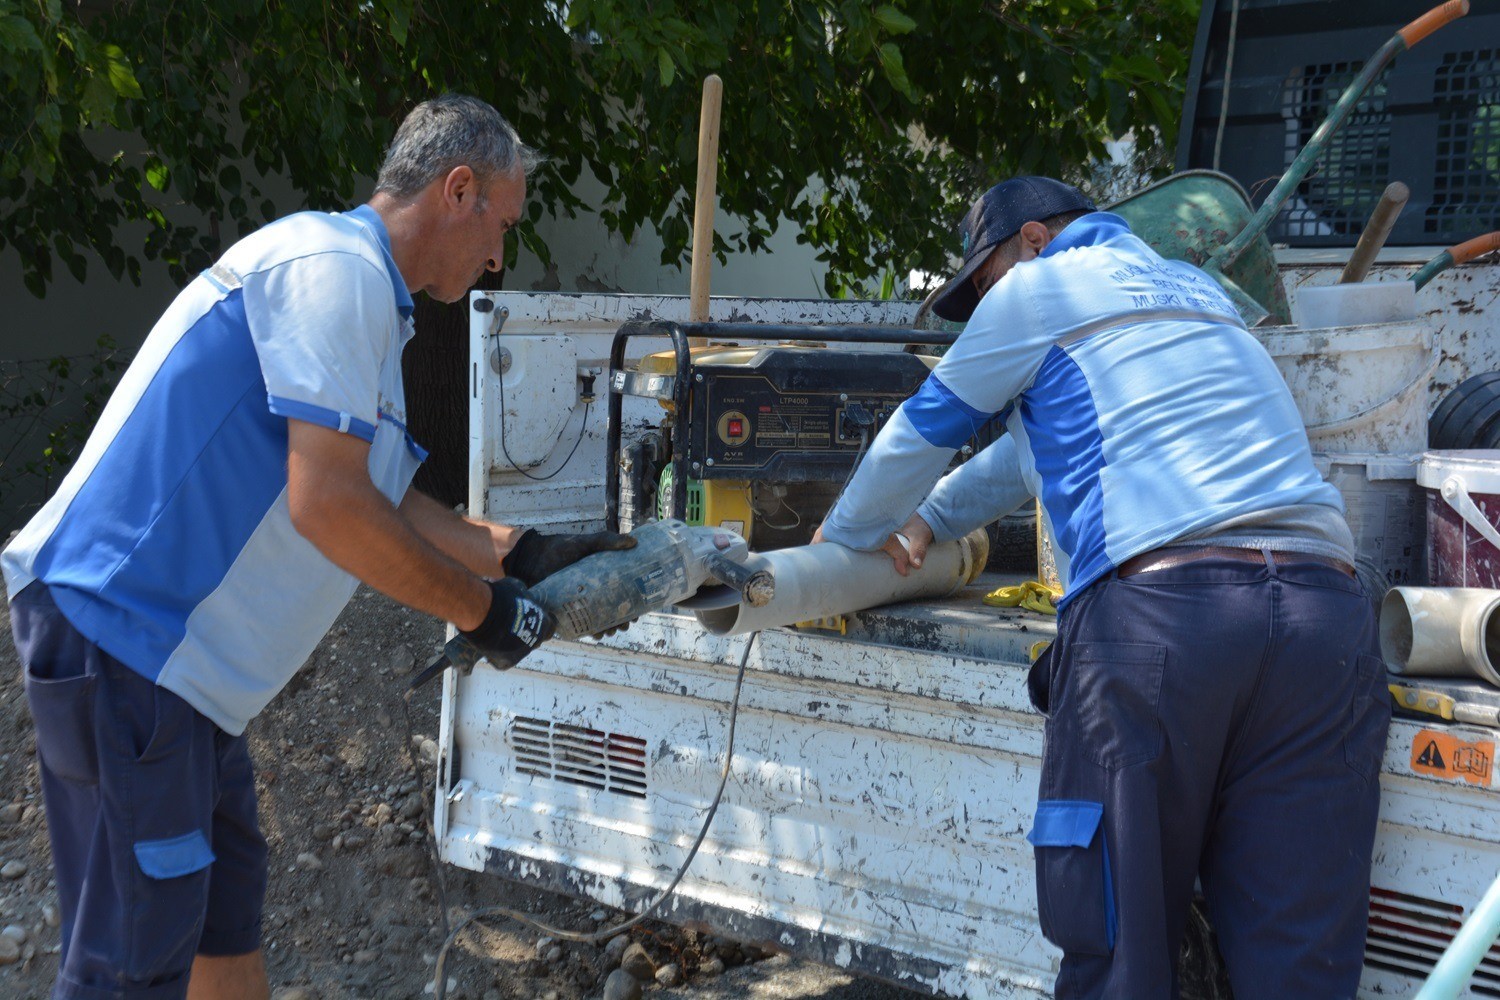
[0,588,785,999]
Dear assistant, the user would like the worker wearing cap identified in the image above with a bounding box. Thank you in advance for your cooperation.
[815,177,1389,998]
[2,95,632,1000]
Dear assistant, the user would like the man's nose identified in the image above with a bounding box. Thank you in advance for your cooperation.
[485,235,505,273]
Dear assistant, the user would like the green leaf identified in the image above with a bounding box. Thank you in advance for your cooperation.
[872,5,917,34]
[0,14,43,55]
[80,74,116,123]
[878,42,913,99]
[658,47,675,87]
[145,158,170,192]
[103,45,143,100]
[389,1,410,47]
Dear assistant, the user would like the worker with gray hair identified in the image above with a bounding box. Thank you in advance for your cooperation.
[816,176,1389,998]
[3,93,630,999]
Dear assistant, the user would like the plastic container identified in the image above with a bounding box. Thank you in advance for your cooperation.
[1316,453,1426,598]
[1259,321,1434,454]
[1291,281,1417,329]
[1417,451,1500,589]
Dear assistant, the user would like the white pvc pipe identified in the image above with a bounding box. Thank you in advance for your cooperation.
[693,529,990,637]
[1380,587,1500,687]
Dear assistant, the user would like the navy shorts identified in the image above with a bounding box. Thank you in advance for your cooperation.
[10,583,268,1000]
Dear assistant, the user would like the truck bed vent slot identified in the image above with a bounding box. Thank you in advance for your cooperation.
[508,716,648,799]
[1365,885,1500,995]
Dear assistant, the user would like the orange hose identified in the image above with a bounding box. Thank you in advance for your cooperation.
[1449,232,1500,267]
[1398,0,1470,47]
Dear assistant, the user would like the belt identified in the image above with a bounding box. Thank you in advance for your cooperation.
[1117,546,1356,579]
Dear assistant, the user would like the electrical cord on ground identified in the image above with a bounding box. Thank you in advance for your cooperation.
[496,369,590,482]
[406,631,761,1000]
[402,688,455,941]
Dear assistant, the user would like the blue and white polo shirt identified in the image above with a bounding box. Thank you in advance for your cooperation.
[820,212,1348,607]
[2,205,424,734]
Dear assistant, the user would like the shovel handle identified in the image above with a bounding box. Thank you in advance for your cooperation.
[689,74,724,336]
[1399,0,1470,48]
[1340,182,1409,284]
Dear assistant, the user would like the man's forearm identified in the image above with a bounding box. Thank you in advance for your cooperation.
[291,473,491,629]
[399,490,525,578]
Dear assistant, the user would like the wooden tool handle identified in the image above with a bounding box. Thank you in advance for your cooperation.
[1399,0,1469,47]
[1340,181,1409,283]
[1449,231,1500,266]
[689,75,724,330]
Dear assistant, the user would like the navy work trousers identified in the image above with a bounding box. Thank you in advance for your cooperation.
[1028,554,1390,999]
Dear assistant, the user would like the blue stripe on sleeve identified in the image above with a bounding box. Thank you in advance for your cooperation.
[902,374,997,449]
[375,410,430,462]
[267,395,378,443]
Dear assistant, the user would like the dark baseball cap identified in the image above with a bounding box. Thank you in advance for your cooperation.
[930,176,1096,322]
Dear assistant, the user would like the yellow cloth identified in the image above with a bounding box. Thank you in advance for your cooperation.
[983,579,1063,616]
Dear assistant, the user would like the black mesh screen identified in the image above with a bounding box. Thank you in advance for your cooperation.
[1430,49,1500,237]
[1276,63,1392,241]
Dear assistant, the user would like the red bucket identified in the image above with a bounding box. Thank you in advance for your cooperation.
[1417,451,1500,589]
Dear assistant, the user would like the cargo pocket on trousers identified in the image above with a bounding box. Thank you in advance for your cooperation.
[1344,653,1392,781]
[1072,642,1166,770]
[129,830,216,980]
[1028,800,1115,956]
[23,662,98,785]
[134,830,216,879]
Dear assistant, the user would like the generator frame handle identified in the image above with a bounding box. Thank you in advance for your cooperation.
[604,320,959,532]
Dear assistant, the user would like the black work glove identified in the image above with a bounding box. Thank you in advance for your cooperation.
[502,529,638,587]
[460,578,557,669]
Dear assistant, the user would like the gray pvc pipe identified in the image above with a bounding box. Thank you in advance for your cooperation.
[694,529,990,637]
[1380,587,1500,687]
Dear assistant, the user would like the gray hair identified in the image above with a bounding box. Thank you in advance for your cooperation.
[375,94,542,200]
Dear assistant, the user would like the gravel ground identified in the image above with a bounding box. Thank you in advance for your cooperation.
[0,587,924,1000]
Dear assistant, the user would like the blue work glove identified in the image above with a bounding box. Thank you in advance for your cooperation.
[460,577,556,669]
[501,529,637,587]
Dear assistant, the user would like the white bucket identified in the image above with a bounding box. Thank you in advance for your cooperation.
[1258,321,1434,454]
[1315,452,1427,599]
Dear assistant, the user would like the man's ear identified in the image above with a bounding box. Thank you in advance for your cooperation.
[441,165,476,210]
[1019,220,1052,254]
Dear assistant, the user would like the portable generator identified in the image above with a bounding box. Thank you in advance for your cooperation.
[604,321,956,550]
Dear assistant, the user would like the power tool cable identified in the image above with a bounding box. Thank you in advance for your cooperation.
[405,631,761,1000]
[495,367,591,482]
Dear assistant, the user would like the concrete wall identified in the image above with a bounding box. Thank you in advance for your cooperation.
[0,172,829,363]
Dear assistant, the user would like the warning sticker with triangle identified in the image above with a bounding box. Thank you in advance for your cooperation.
[1417,740,1445,769]
[1410,729,1495,786]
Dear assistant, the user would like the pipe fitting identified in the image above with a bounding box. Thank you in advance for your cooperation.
[1380,587,1500,686]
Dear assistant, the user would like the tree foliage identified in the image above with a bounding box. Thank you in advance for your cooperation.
[1,0,1199,299]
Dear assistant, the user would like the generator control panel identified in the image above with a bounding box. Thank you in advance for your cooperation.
[688,347,933,482]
